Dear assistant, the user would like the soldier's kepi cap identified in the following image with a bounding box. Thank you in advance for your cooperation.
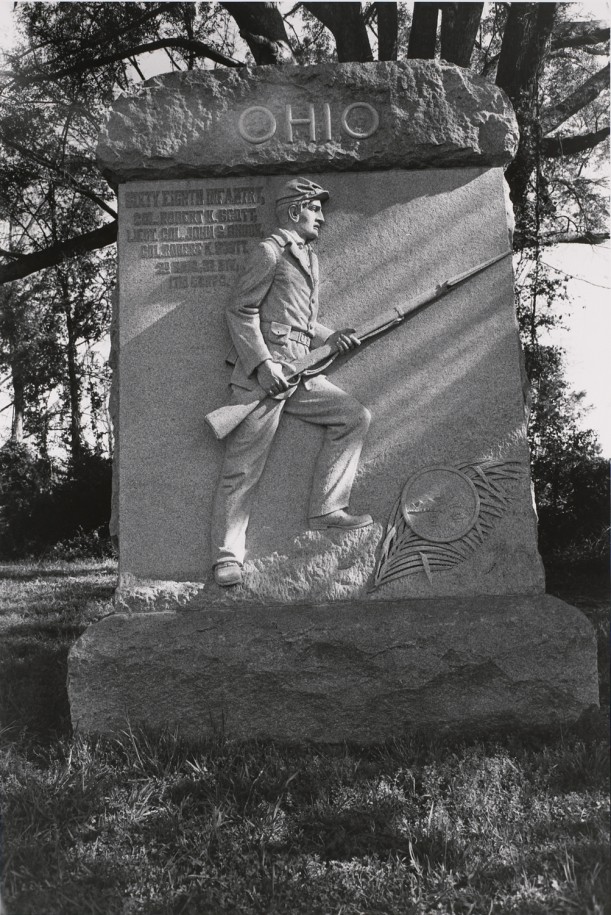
[275,177,330,206]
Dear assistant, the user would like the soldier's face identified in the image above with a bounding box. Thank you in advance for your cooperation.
[294,200,325,241]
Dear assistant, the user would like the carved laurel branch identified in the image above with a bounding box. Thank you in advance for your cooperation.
[372,460,522,589]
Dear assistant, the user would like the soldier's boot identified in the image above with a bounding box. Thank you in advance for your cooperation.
[308,509,373,531]
[214,561,243,587]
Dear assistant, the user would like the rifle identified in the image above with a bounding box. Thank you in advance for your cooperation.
[205,249,512,441]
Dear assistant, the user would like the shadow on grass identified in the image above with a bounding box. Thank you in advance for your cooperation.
[545,559,610,711]
[0,563,116,580]
[298,805,464,866]
[0,627,83,740]
[1,579,117,616]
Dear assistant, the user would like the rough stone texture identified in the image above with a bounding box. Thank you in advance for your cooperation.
[97,61,518,184]
[68,595,599,743]
[114,526,383,611]
[116,167,545,598]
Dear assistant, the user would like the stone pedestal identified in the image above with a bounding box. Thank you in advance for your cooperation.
[67,60,599,741]
[69,595,598,743]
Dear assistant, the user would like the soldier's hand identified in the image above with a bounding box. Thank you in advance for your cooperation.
[257,359,290,396]
[327,328,361,354]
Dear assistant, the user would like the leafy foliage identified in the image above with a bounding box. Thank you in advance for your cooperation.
[0,442,53,556]
[525,344,608,560]
[514,246,609,561]
[0,443,113,558]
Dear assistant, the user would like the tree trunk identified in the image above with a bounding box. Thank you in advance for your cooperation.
[303,3,373,62]
[496,4,557,221]
[439,2,484,67]
[551,19,610,50]
[221,2,296,64]
[375,2,398,61]
[10,367,24,444]
[58,273,82,461]
[66,307,82,460]
[496,3,557,98]
[0,283,25,444]
[407,3,439,59]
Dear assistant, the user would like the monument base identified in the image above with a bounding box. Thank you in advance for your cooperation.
[68,595,598,744]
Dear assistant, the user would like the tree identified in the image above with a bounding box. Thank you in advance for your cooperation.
[522,342,609,557]
[0,276,65,453]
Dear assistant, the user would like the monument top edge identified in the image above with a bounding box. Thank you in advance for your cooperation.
[97,59,519,185]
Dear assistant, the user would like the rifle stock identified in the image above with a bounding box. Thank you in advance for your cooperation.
[205,341,338,440]
[205,398,262,440]
[205,249,511,441]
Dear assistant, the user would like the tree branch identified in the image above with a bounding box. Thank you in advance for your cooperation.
[516,229,610,247]
[542,63,610,134]
[18,37,244,83]
[542,126,610,157]
[543,231,610,245]
[303,2,373,61]
[0,133,117,219]
[551,20,610,50]
[0,222,117,286]
[221,2,296,64]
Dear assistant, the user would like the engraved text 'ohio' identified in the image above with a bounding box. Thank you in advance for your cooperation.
[238,103,380,145]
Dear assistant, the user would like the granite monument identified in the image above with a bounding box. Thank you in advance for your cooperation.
[68,61,599,741]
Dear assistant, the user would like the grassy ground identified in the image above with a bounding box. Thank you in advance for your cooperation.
[0,560,609,915]
[0,561,116,740]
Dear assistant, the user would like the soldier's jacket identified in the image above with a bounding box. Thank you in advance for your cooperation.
[225,228,333,391]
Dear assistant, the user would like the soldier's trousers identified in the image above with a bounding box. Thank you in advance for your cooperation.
[211,375,371,566]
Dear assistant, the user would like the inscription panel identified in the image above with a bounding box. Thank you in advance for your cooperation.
[122,183,266,294]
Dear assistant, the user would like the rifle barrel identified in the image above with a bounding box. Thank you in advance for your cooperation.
[445,249,512,288]
[356,249,512,341]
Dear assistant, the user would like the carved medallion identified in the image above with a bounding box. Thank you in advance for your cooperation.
[373,460,522,589]
[401,466,480,542]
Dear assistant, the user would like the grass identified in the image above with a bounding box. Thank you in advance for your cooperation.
[0,560,116,740]
[0,559,609,915]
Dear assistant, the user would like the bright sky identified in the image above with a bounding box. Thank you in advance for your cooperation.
[0,1,609,455]
[540,243,610,455]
